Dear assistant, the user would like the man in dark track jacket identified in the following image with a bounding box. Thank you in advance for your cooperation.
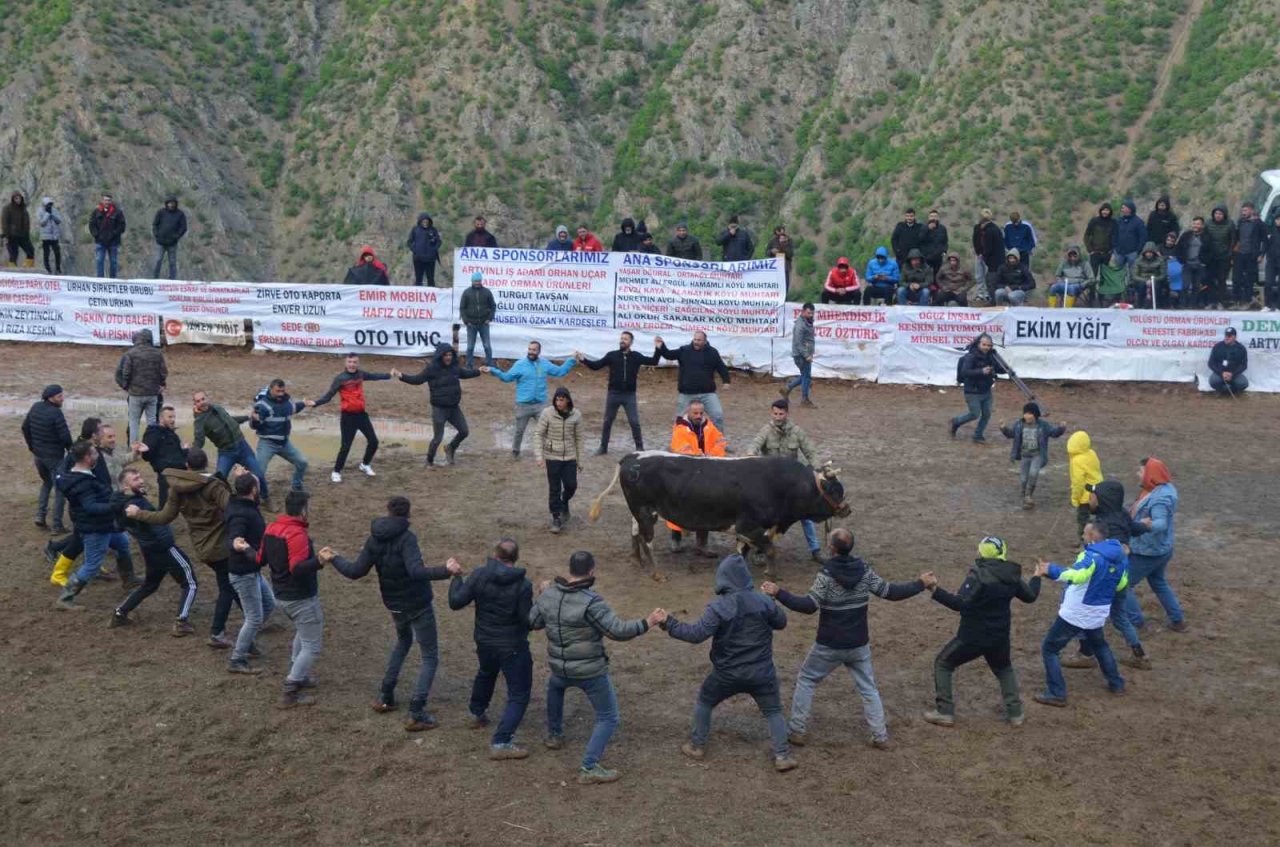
[448,538,534,759]
[112,466,198,635]
[225,473,274,673]
[658,331,731,433]
[663,554,795,772]
[578,331,660,455]
[330,496,461,729]
[762,528,930,749]
[24,383,72,532]
[923,537,1040,728]
[949,332,1007,443]
[399,343,481,467]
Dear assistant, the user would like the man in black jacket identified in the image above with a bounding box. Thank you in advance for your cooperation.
[89,193,126,278]
[139,405,187,507]
[111,467,199,635]
[399,343,481,467]
[658,331,731,434]
[1207,327,1248,395]
[459,272,497,368]
[922,209,949,276]
[714,215,755,261]
[923,537,1040,728]
[23,383,72,532]
[577,331,660,455]
[1234,203,1268,307]
[1265,209,1280,311]
[890,208,926,266]
[762,529,931,749]
[949,333,1007,443]
[666,223,703,260]
[463,215,498,248]
[55,441,118,610]
[329,496,462,730]
[610,218,643,253]
[152,196,188,279]
[448,538,534,759]
[1175,217,1217,309]
[225,473,274,673]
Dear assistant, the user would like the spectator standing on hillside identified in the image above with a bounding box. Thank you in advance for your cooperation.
[1207,327,1247,395]
[344,246,390,286]
[1233,203,1267,307]
[765,226,795,291]
[546,225,573,252]
[749,399,821,559]
[37,197,64,274]
[1084,203,1118,279]
[1146,196,1180,247]
[611,218,642,253]
[863,247,899,304]
[922,210,949,276]
[1003,212,1036,270]
[488,341,576,459]
[898,249,932,306]
[1203,205,1236,308]
[780,304,816,408]
[89,192,126,278]
[972,209,1005,298]
[534,387,584,534]
[666,222,703,260]
[120,328,168,445]
[715,215,755,261]
[1176,217,1216,308]
[577,331,660,455]
[992,249,1035,305]
[638,233,661,254]
[151,196,187,279]
[658,331,731,433]
[313,353,399,482]
[24,384,72,533]
[1048,246,1091,308]
[1113,200,1147,277]
[949,333,1006,444]
[891,208,926,266]
[821,257,861,304]
[574,225,605,252]
[1264,210,1280,311]
[459,271,497,368]
[407,213,442,287]
[464,216,498,248]
[3,191,35,268]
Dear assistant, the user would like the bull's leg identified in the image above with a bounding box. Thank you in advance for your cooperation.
[735,521,775,577]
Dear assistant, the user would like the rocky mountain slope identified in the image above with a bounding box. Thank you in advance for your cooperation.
[1,0,1276,295]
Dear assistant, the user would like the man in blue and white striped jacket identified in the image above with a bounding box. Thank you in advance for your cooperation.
[251,379,315,500]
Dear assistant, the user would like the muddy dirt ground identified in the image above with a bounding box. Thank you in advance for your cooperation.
[1,343,1277,846]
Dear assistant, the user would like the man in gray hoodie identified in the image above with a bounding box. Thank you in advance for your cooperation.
[529,550,663,785]
[780,303,816,406]
[119,328,168,445]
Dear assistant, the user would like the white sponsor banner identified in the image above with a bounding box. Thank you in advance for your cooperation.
[776,303,889,381]
[0,274,160,345]
[162,316,246,346]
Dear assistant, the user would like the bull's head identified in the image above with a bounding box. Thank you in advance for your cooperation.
[818,463,851,517]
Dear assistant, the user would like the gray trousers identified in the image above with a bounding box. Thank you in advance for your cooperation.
[512,401,544,454]
[1019,453,1046,496]
[788,643,888,742]
[280,595,323,684]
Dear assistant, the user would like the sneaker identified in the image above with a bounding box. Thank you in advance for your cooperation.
[868,737,892,750]
[423,459,437,469]
[489,743,529,760]
[297,677,319,690]
[171,620,195,637]
[371,699,397,714]
[1167,620,1189,633]
[1033,693,1068,708]
[331,471,342,483]
[208,633,233,649]
[405,714,439,732]
[55,596,83,612]
[544,735,565,750]
[109,611,133,628]
[1007,713,1026,727]
[278,685,316,709]
[468,713,490,729]
[549,515,562,534]
[577,764,620,784]
[1108,686,1127,697]
[1124,648,1153,670]
[1022,496,1034,510]
[51,524,69,535]
[592,447,608,457]
[786,731,806,748]
[1061,652,1097,669]
[358,463,376,477]
[801,399,816,409]
[922,710,955,728]
[34,519,49,531]
[227,659,263,675]
[774,755,799,773]
[680,742,705,761]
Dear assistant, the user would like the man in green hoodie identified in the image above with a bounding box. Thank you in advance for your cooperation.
[193,390,268,500]
[1130,241,1168,308]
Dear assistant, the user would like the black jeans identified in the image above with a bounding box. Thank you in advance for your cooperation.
[469,643,533,745]
[412,257,437,287]
[208,559,241,637]
[932,636,1021,717]
[117,546,198,620]
[600,390,642,452]
[41,240,62,273]
[6,234,34,262]
[545,459,578,518]
[1266,256,1280,309]
[1234,252,1260,303]
[428,405,469,463]
[335,411,378,472]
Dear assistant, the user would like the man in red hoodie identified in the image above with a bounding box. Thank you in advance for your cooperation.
[573,226,605,252]
[821,258,861,304]
[261,490,328,708]
[313,353,401,482]
[343,246,390,285]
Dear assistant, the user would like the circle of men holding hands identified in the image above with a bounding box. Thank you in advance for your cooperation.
[23,313,1188,786]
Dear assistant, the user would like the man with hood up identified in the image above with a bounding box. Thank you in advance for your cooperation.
[546,225,573,252]
[88,192,126,278]
[1048,246,1091,308]
[762,528,931,750]
[933,252,975,306]
[898,248,932,306]
[663,553,796,773]
[344,246,390,285]
[406,213,442,286]
[37,196,64,274]
[1083,202,1118,279]
[1131,241,1167,308]
[1203,205,1236,307]
[863,247,899,304]
[2,191,35,267]
[119,328,168,445]
[151,196,188,279]
[1113,199,1148,276]
[331,496,462,730]
[821,257,861,304]
[715,215,755,262]
[1145,196,1180,247]
[1032,521,1128,707]
[611,218,643,253]
[399,343,481,467]
[923,536,1040,728]
[992,248,1035,305]
[534,387,583,534]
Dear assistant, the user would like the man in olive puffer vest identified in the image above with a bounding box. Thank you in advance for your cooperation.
[530,550,663,785]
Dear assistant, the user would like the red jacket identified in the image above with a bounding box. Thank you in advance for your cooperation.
[573,233,604,252]
[260,514,320,600]
[825,259,860,293]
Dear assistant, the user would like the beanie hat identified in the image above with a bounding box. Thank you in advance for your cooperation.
[556,224,568,236]
[1122,199,1136,214]
[977,536,1007,561]
[42,384,64,400]
[1022,402,1041,418]
[470,271,483,283]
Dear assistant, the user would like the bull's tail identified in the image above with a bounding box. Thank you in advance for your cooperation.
[588,462,623,523]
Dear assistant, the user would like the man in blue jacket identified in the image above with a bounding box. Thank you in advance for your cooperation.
[1113,199,1148,276]
[488,340,575,459]
[406,213,442,287]
[1003,212,1037,270]
[252,379,315,499]
[863,247,900,304]
[661,554,796,773]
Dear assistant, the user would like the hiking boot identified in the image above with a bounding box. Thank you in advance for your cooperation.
[801,399,816,409]
[208,633,233,650]
[55,581,85,611]
[405,714,439,732]
[810,549,823,563]
[51,524,69,535]
[1022,496,1034,510]
[42,540,58,564]
[34,519,49,531]
[786,731,806,748]
[371,699,397,714]
[468,713,490,729]
[680,743,705,761]
[1168,620,1189,633]
[577,764,620,784]
[549,515,562,534]
[109,611,133,628]
[1007,713,1026,727]
[489,743,529,760]
[949,420,960,439]
[444,445,457,465]
[227,659,263,675]
[1124,646,1152,670]
[544,734,565,750]
[1061,652,1097,669]
[922,710,955,728]
[1033,693,1068,708]
[331,471,342,483]
[171,620,195,637]
[774,755,798,773]
[95,570,117,582]
[278,683,316,709]
[592,447,608,457]
[868,737,892,750]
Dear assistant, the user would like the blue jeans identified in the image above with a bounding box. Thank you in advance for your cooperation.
[470,644,533,745]
[896,285,931,305]
[546,672,620,769]
[1049,282,1084,297]
[229,572,276,662]
[382,608,440,719]
[1208,373,1249,395]
[785,356,811,400]
[1041,616,1124,699]
[94,243,119,278]
[800,519,819,553]
[465,323,493,368]
[1124,552,1184,626]
[675,392,725,432]
[74,531,132,584]
[694,670,789,757]
[217,439,269,500]
[255,438,309,491]
[788,643,887,742]
[1113,251,1139,273]
[952,391,993,440]
[1078,588,1142,651]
